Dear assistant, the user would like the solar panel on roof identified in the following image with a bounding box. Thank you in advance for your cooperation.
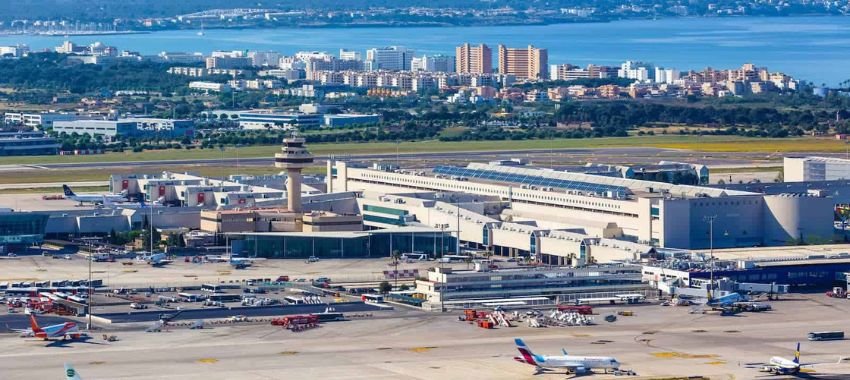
[433,166,630,197]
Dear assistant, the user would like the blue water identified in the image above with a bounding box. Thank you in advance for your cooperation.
[1,16,848,85]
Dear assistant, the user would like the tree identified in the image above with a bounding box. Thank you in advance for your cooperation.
[390,249,401,287]
[378,281,392,295]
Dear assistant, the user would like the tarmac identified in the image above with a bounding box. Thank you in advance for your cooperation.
[2,294,850,379]
[0,256,461,288]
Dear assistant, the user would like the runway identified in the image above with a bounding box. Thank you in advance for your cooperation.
[18,146,773,171]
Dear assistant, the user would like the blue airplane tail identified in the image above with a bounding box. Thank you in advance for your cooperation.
[794,342,801,364]
[62,185,75,196]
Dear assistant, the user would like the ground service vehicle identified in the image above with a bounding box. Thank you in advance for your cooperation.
[808,331,844,341]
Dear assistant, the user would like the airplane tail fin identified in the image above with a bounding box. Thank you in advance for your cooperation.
[65,363,82,380]
[62,184,75,197]
[514,338,539,365]
[794,342,801,364]
[29,314,42,332]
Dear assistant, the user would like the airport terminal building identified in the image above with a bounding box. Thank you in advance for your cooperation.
[328,159,835,252]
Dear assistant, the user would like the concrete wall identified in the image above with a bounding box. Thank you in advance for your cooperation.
[784,157,808,182]
[763,194,834,245]
[77,215,130,234]
[660,196,765,249]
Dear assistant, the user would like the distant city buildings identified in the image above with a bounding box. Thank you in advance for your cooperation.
[550,64,616,81]
[188,81,232,93]
[167,67,244,77]
[156,51,205,64]
[365,46,415,71]
[497,44,548,80]
[3,112,79,129]
[456,43,493,74]
[411,54,455,73]
[248,51,282,67]
[0,44,29,58]
[43,38,800,103]
[618,60,653,82]
[55,40,117,56]
[206,55,252,70]
[339,49,361,61]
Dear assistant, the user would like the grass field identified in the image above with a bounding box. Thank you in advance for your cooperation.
[0,136,844,166]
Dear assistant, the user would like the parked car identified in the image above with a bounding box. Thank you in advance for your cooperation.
[130,303,148,310]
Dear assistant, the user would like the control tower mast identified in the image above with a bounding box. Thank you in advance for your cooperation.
[274,136,314,213]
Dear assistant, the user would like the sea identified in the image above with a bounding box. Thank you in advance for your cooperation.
[0,16,848,86]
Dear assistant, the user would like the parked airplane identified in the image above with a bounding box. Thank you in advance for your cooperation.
[145,253,172,267]
[762,343,804,375]
[62,185,126,205]
[513,338,621,375]
[27,314,82,341]
[65,363,82,380]
[230,256,256,269]
[706,290,746,308]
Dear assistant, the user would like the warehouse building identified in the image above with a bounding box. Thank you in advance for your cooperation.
[323,113,380,128]
[0,131,61,156]
[53,118,194,139]
[784,156,850,182]
[236,112,322,130]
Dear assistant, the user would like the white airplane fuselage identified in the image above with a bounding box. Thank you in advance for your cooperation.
[765,356,800,374]
[515,354,620,371]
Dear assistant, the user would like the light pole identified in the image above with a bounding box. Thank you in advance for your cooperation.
[704,215,716,297]
[87,240,92,331]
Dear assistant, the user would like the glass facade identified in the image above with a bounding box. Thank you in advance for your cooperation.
[362,205,410,226]
[0,213,49,245]
[231,231,456,259]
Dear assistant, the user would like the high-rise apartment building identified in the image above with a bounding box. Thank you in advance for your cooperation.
[455,43,492,74]
[411,54,456,73]
[497,45,548,80]
[365,46,415,71]
[339,49,361,61]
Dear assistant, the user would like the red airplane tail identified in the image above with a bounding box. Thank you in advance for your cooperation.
[29,314,42,333]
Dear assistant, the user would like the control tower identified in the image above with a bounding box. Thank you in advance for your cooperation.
[274,136,314,213]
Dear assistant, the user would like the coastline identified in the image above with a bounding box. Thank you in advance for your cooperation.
[0,14,846,35]
[0,31,149,37]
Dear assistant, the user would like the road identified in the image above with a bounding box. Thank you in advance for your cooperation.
[98,302,384,323]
